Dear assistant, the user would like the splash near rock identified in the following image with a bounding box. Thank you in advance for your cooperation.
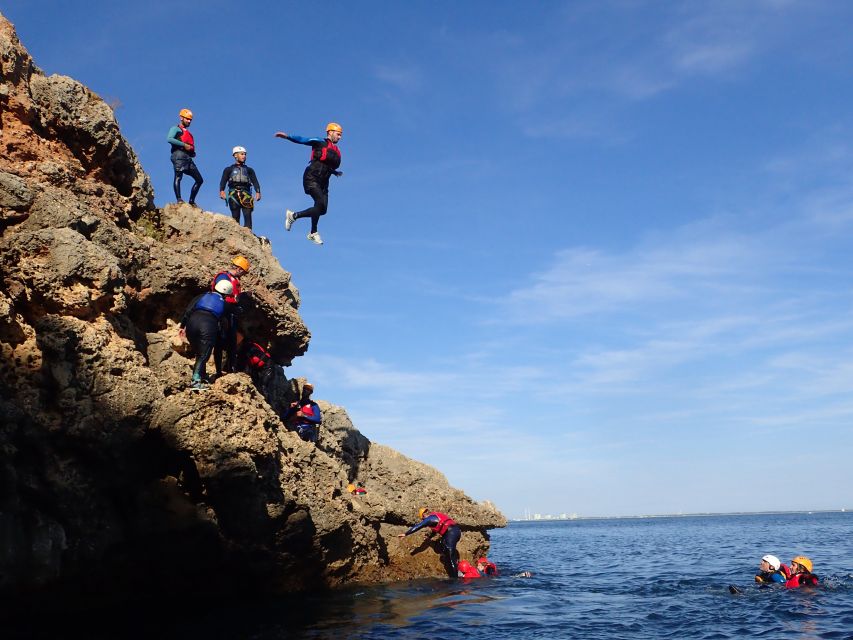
[0,11,505,611]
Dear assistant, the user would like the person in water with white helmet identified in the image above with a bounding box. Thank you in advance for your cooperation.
[755,554,789,584]
[275,122,343,245]
[219,146,261,231]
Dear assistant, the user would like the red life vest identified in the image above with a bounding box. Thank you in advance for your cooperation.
[785,572,819,588]
[457,560,481,579]
[246,342,270,370]
[211,271,241,304]
[179,125,196,156]
[428,512,456,536]
[310,139,341,170]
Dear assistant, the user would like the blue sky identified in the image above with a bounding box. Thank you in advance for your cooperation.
[7,1,853,517]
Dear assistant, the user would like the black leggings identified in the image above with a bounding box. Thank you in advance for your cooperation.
[441,525,461,572]
[186,311,220,381]
[228,197,253,230]
[294,183,328,234]
[173,159,204,203]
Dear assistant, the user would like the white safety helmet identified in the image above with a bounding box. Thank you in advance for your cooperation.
[214,279,234,296]
[761,554,781,571]
[232,146,247,155]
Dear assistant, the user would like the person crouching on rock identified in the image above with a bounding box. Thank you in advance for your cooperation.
[283,382,322,443]
[237,338,275,398]
[397,508,462,575]
[211,255,250,373]
[179,279,239,391]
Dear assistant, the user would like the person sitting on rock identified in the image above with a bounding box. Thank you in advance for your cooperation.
[476,556,499,576]
[397,508,462,575]
[219,146,261,231]
[211,256,250,373]
[283,382,322,443]
[785,556,819,588]
[166,108,203,206]
[755,554,789,584]
[179,279,239,390]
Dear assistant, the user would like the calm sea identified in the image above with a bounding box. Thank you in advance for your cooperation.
[14,512,853,639]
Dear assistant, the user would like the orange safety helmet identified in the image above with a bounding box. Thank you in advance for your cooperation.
[418,507,429,520]
[326,122,343,134]
[791,556,813,572]
[232,255,250,271]
[179,108,193,120]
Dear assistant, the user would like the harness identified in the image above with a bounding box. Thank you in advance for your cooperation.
[428,512,456,536]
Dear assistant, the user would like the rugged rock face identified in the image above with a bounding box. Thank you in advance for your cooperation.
[0,13,504,611]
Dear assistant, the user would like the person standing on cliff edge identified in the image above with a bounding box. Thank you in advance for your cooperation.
[166,108,203,206]
[274,122,343,246]
[398,508,462,576]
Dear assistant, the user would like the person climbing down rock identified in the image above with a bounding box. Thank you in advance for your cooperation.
[211,256,250,373]
[219,146,261,231]
[237,338,275,398]
[274,122,343,245]
[167,108,203,206]
[179,279,239,390]
[785,556,819,588]
[283,382,322,442]
[397,508,462,575]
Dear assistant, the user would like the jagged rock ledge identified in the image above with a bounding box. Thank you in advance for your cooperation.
[0,12,505,612]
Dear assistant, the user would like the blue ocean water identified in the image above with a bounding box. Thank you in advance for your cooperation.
[231,512,853,639]
[15,512,853,639]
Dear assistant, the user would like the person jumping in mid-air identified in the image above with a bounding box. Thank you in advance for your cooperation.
[274,123,343,246]
[166,108,203,206]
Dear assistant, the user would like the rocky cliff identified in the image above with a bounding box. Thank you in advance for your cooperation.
[0,13,504,611]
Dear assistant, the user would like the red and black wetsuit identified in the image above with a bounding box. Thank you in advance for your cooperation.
[167,125,203,203]
[402,512,462,573]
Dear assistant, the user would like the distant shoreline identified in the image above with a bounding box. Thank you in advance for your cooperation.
[509,509,850,523]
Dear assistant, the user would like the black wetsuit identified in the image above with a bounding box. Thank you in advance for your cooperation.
[167,125,203,204]
[180,292,237,382]
[219,163,261,230]
[284,135,341,234]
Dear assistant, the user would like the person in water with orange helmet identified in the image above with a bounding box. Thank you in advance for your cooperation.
[785,556,819,588]
[167,108,203,206]
[398,508,462,574]
[476,556,499,576]
[275,122,343,245]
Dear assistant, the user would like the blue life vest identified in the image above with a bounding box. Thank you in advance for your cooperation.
[193,292,226,318]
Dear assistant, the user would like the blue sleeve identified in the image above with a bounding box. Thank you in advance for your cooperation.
[405,515,438,536]
[770,573,785,583]
[166,126,184,148]
[285,134,325,147]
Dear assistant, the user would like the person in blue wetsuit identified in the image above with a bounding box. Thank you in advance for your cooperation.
[283,382,322,443]
[397,508,462,575]
[179,279,239,390]
[219,146,261,231]
[274,123,343,245]
[166,108,203,206]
